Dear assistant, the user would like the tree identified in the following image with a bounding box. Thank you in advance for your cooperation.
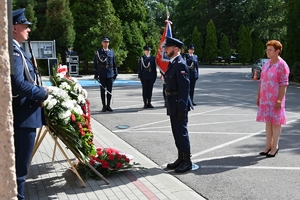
[204,19,218,64]
[252,37,265,61]
[110,0,147,72]
[219,34,231,64]
[285,0,300,81]
[44,0,75,65]
[122,21,145,72]
[70,0,125,72]
[190,26,203,61]
[237,24,252,65]
[173,0,208,42]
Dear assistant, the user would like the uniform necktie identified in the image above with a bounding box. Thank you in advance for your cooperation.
[167,61,172,69]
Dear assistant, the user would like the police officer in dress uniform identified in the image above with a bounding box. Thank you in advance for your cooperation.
[182,44,199,106]
[94,36,118,112]
[65,45,73,56]
[11,8,49,200]
[138,45,157,108]
[163,36,193,173]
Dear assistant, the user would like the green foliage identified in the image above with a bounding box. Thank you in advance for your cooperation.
[252,37,265,61]
[173,0,208,42]
[237,24,252,65]
[12,0,297,80]
[204,19,218,64]
[111,0,146,22]
[111,0,147,72]
[285,0,300,69]
[291,61,300,82]
[70,0,125,72]
[145,0,179,27]
[220,34,231,62]
[190,26,203,60]
[121,22,145,72]
[29,0,48,40]
[44,0,75,64]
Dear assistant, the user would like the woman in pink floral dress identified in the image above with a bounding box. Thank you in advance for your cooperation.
[256,40,290,158]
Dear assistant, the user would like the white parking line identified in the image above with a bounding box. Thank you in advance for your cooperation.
[191,116,300,158]
[200,165,300,170]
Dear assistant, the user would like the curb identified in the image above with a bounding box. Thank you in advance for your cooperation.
[90,118,206,200]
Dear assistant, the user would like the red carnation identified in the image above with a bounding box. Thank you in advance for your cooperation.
[105,148,119,154]
[89,159,95,165]
[116,162,123,169]
[101,160,109,168]
[96,147,102,151]
[70,114,76,122]
[97,151,103,156]
[108,154,115,160]
[77,122,83,129]
[125,158,130,163]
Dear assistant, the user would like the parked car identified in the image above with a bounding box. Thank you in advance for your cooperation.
[251,58,270,79]
[230,53,238,62]
[216,56,223,62]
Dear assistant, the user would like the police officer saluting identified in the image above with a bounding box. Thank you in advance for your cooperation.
[138,45,157,108]
[11,8,49,199]
[94,36,118,112]
[182,44,199,106]
[164,36,193,173]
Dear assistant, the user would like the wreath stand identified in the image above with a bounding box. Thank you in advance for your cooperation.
[31,126,109,187]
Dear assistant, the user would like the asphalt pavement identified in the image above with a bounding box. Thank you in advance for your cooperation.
[36,67,300,200]
[87,67,300,200]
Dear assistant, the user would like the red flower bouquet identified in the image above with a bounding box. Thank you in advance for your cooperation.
[75,147,133,179]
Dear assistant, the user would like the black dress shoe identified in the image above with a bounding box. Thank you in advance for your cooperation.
[101,106,107,112]
[192,102,196,106]
[166,159,183,169]
[266,149,279,158]
[147,104,154,108]
[259,148,271,156]
[106,106,113,112]
[174,161,192,173]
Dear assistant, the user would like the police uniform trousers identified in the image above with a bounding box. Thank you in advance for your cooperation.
[170,114,190,153]
[189,78,196,102]
[162,84,166,105]
[141,78,155,100]
[14,126,36,200]
[99,77,113,104]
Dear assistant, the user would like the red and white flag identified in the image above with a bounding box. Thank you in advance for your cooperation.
[155,20,172,74]
[57,64,68,75]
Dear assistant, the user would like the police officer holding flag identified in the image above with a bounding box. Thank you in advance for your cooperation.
[164,36,193,173]
[94,36,118,112]
[138,45,157,108]
[182,44,199,106]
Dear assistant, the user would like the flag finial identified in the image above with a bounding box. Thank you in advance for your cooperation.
[166,6,170,20]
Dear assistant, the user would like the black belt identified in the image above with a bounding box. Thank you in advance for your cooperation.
[165,91,178,96]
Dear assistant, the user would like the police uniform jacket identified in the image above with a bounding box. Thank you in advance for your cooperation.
[165,55,193,116]
[138,55,157,80]
[183,53,199,79]
[94,48,118,78]
[11,40,48,128]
